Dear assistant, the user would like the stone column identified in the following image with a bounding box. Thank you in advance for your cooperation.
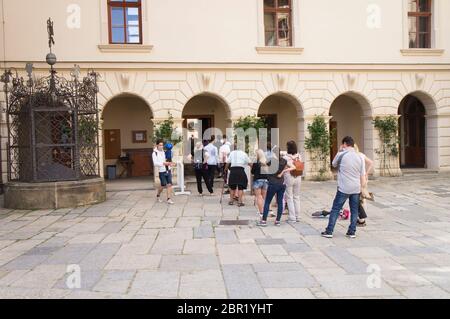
[98,117,105,179]
[435,114,450,172]
[424,114,441,171]
[361,115,378,177]
[372,114,402,177]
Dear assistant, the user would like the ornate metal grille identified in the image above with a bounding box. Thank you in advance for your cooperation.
[1,18,100,183]
[1,66,100,183]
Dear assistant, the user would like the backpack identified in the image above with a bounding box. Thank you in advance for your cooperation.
[290,155,304,177]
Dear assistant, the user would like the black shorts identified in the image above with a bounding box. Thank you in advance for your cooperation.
[228,167,248,190]
[229,184,245,191]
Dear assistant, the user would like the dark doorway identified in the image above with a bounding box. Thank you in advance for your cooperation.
[398,95,426,168]
[258,113,278,144]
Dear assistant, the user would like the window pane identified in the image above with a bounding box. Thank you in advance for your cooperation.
[278,13,290,31]
[127,26,140,43]
[408,16,417,33]
[112,27,125,43]
[264,13,276,31]
[265,31,276,46]
[111,7,124,26]
[278,30,290,46]
[419,33,429,48]
[408,0,417,12]
[278,0,290,8]
[409,0,431,12]
[409,32,417,48]
[264,0,275,8]
[418,0,430,12]
[126,7,139,26]
[419,16,428,32]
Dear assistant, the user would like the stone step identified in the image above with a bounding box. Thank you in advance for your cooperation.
[401,168,439,175]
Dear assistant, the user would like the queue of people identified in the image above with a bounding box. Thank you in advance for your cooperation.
[154,135,373,239]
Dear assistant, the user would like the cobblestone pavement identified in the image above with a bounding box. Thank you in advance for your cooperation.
[1,173,450,299]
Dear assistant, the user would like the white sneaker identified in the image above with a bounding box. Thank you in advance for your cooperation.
[157,196,163,203]
[269,212,276,217]
[167,199,174,205]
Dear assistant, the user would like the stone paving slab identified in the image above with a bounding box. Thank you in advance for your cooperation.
[222,264,267,299]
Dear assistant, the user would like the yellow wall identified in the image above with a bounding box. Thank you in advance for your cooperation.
[3,0,450,64]
[102,96,154,168]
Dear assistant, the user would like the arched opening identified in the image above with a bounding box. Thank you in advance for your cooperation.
[329,92,373,164]
[398,92,438,169]
[101,94,154,179]
[182,93,231,175]
[257,93,304,153]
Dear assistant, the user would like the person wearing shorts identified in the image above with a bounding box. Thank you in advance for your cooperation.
[226,146,250,207]
[252,149,269,216]
[152,139,175,204]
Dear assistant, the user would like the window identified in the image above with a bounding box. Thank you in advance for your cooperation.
[408,0,432,48]
[108,0,142,44]
[264,0,292,47]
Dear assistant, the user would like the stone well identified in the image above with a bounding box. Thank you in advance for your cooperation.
[4,178,106,210]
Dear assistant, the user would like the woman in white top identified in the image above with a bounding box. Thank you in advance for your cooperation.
[283,141,302,223]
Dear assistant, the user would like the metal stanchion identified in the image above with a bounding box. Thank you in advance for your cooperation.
[174,160,191,196]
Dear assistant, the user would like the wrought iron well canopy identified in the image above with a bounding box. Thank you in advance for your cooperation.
[1,18,101,183]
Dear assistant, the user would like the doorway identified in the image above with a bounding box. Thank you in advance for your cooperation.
[398,95,426,168]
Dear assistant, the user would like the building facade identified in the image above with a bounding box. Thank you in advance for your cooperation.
[1,0,450,183]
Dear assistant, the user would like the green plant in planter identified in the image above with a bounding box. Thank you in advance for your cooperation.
[78,116,98,145]
[304,115,334,180]
[373,115,399,175]
[233,115,267,154]
[153,112,182,145]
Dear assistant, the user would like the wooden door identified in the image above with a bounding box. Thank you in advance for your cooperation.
[404,103,426,167]
[104,129,121,160]
[130,150,152,177]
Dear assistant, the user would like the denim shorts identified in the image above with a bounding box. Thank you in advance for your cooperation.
[253,179,269,190]
[159,171,173,187]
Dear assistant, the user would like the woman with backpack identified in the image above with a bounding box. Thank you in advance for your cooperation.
[283,140,304,224]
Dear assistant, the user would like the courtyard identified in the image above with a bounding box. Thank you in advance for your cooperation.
[0,172,450,299]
